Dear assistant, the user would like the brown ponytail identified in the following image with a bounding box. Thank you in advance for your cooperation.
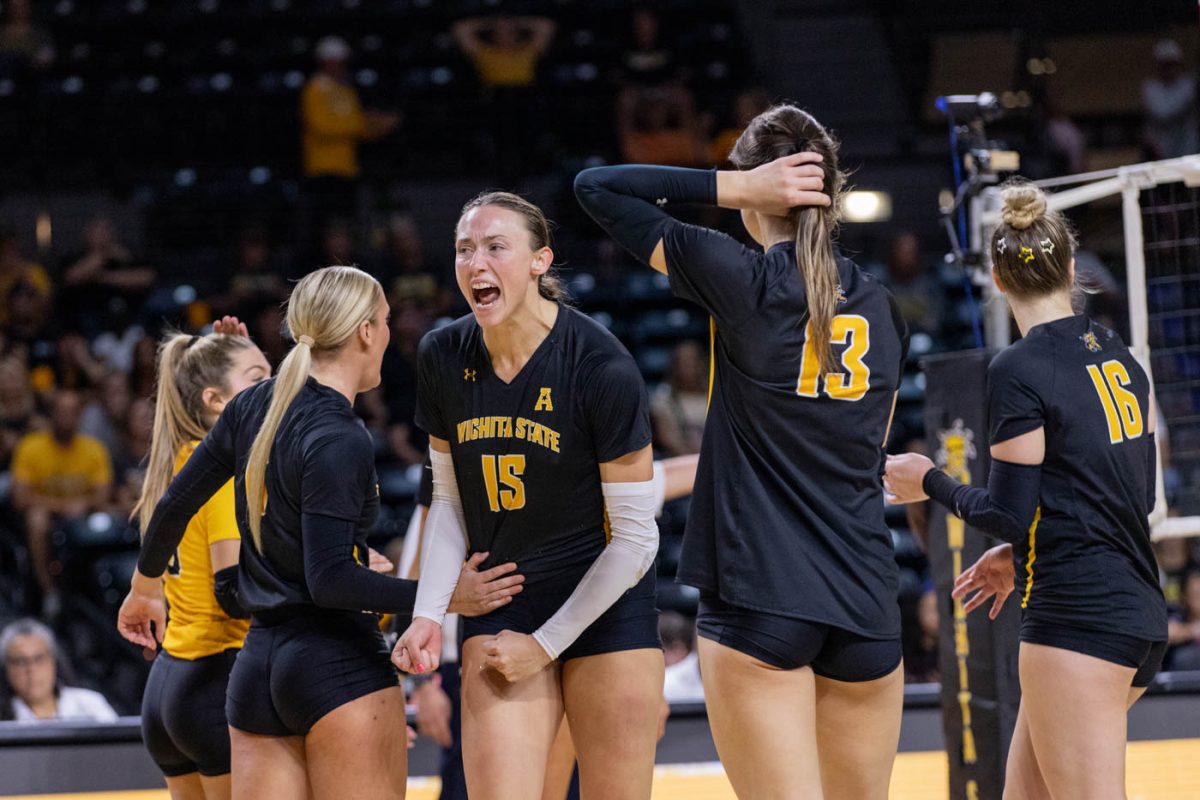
[729,104,845,375]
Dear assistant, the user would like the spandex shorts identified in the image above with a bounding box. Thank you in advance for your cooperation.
[141,648,238,777]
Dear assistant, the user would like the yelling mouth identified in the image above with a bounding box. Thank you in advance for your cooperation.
[471,281,500,309]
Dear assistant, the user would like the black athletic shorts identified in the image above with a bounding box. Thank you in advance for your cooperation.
[1020,618,1167,688]
[463,561,660,661]
[141,648,238,777]
[696,593,902,682]
[226,607,399,737]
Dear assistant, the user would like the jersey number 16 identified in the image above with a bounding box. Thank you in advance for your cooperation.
[797,315,871,402]
[1086,361,1143,444]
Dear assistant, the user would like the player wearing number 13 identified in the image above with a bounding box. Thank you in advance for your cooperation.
[576,104,908,800]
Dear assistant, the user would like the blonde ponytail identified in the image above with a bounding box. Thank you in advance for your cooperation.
[243,266,385,549]
[134,332,254,534]
[796,210,841,375]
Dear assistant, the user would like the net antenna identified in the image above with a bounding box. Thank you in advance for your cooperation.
[973,154,1200,540]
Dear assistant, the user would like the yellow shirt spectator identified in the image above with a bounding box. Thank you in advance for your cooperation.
[11,430,111,499]
[162,442,248,660]
[0,261,51,325]
[302,73,367,179]
[471,43,540,87]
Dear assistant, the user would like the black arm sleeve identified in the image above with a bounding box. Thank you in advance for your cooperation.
[138,440,233,576]
[922,459,1042,544]
[1146,432,1158,513]
[213,565,250,619]
[573,165,716,263]
[301,512,417,614]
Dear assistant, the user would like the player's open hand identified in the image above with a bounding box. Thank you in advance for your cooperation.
[367,547,394,574]
[393,616,442,675]
[883,453,935,504]
[448,552,525,617]
[738,152,830,217]
[212,315,250,337]
[117,569,166,656]
[482,630,552,683]
[952,544,1015,620]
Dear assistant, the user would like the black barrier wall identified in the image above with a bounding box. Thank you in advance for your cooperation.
[923,350,1022,800]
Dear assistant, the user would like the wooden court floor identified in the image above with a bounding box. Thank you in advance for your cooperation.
[9,739,1200,799]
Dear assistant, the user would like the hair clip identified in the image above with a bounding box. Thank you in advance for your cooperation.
[996,237,1007,254]
[1039,238,1055,256]
[1019,246,1035,264]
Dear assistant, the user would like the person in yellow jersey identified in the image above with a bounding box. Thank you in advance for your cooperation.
[131,317,269,800]
[301,36,399,249]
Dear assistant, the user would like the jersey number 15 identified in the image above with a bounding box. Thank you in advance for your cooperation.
[1086,361,1144,444]
[481,454,526,511]
[797,315,871,402]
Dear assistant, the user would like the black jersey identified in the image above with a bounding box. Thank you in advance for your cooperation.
[664,227,907,638]
[415,306,652,570]
[198,377,384,612]
[988,315,1166,641]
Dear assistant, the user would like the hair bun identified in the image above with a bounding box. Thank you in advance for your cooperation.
[1001,183,1047,230]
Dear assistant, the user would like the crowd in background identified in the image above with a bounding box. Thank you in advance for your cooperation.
[0,0,1198,720]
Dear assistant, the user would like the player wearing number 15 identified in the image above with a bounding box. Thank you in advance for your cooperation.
[575,104,909,800]
[885,182,1168,800]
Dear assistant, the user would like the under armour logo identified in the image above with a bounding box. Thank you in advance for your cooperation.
[464,369,477,381]
[656,197,668,207]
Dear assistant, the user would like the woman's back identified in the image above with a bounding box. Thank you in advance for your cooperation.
[664,226,907,637]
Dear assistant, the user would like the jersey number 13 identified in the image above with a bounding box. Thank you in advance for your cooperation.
[797,315,871,402]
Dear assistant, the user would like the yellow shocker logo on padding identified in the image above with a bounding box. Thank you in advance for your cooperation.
[535,387,554,412]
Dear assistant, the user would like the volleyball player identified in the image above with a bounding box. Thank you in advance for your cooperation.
[574,104,909,799]
[131,320,267,800]
[394,192,663,800]
[117,266,525,800]
[885,182,1167,800]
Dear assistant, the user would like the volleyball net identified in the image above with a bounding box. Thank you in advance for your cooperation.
[972,155,1200,541]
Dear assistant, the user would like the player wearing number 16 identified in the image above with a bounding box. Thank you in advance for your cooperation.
[575,104,909,800]
[885,182,1168,800]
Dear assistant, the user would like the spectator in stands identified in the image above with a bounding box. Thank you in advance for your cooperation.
[618,86,706,167]
[874,232,942,335]
[377,306,430,468]
[453,14,555,181]
[109,397,153,516]
[377,212,455,316]
[320,217,364,270]
[1036,89,1087,177]
[1143,39,1199,160]
[211,224,288,318]
[0,619,116,722]
[0,356,38,474]
[79,372,132,457]
[619,10,680,89]
[0,0,54,75]
[661,611,703,703]
[651,341,707,457]
[61,217,155,338]
[902,585,940,683]
[11,390,113,617]
[0,229,51,328]
[1166,569,1200,670]
[709,89,772,167]
[302,36,400,242]
[127,335,159,400]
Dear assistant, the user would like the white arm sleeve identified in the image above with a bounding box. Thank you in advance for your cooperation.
[411,449,468,625]
[532,480,659,660]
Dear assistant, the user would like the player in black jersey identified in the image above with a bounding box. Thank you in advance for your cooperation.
[886,182,1168,800]
[393,193,663,799]
[575,104,908,799]
[117,266,524,800]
